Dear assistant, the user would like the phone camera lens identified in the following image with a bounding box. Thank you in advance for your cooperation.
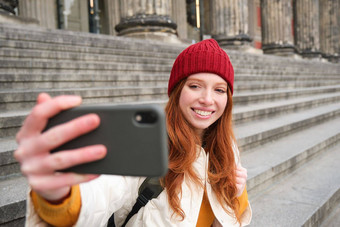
[135,111,157,124]
[135,114,143,122]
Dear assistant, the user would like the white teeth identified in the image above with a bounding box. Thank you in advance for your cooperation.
[194,109,212,116]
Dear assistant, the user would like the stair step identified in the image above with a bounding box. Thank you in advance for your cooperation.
[0,48,175,65]
[1,48,335,75]
[234,81,340,92]
[0,73,170,90]
[248,142,340,226]
[2,80,338,92]
[1,58,337,77]
[235,102,340,150]
[233,92,340,124]
[242,116,340,194]
[0,86,169,110]
[1,72,339,91]
[235,74,340,82]
[0,176,27,225]
[320,196,340,227]
[0,109,28,137]
[233,85,340,105]
[0,137,19,177]
[0,59,173,72]
[0,42,179,59]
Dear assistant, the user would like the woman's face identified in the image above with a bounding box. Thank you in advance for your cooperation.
[179,73,229,137]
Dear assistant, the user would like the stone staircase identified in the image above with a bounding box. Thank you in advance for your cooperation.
[0,22,340,226]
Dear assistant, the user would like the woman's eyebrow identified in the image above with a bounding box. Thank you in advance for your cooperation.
[186,78,202,83]
[187,79,228,87]
[215,82,228,86]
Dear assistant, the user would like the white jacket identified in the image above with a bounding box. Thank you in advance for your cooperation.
[26,147,252,227]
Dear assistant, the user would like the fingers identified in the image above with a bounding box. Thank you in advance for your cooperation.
[21,145,107,175]
[13,93,105,202]
[236,165,247,197]
[36,93,52,104]
[14,113,100,162]
[16,94,82,143]
[236,165,247,180]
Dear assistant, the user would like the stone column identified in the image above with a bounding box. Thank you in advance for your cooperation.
[0,0,40,26]
[260,0,295,55]
[115,0,179,43]
[211,0,252,48]
[0,0,18,14]
[319,0,340,63]
[18,0,57,29]
[171,0,187,41]
[293,0,321,58]
[103,0,120,35]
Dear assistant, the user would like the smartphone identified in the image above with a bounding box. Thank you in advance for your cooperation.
[44,104,168,177]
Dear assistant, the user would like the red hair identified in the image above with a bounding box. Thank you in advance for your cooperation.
[164,78,241,223]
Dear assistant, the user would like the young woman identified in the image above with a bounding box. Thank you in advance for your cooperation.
[15,39,251,226]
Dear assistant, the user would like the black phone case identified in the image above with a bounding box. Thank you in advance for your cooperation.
[44,104,168,177]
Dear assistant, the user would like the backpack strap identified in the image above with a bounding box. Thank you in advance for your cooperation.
[107,177,163,227]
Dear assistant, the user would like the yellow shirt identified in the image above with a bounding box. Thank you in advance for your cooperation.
[196,191,215,227]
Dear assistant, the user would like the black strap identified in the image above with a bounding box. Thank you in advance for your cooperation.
[107,177,163,227]
[121,187,154,226]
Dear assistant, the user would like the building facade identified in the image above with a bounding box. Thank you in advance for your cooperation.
[0,0,339,62]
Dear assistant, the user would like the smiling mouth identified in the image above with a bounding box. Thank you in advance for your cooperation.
[193,109,214,116]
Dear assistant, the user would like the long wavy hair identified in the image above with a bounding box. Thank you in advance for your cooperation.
[163,78,241,223]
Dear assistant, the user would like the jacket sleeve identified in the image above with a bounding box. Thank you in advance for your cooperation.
[75,175,143,227]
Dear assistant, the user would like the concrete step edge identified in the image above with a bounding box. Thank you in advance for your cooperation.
[244,118,340,195]
[1,58,337,75]
[0,175,28,224]
[233,93,340,124]
[248,142,340,226]
[236,103,340,149]
[2,51,337,74]
[1,72,339,82]
[302,187,340,227]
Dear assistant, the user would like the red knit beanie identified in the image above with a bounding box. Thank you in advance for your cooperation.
[168,39,234,96]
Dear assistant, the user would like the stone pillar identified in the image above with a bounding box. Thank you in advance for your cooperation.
[18,0,57,29]
[319,0,340,63]
[115,0,179,43]
[171,0,187,41]
[0,0,18,14]
[260,0,295,55]
[103,0,120,35]
[293,0,321,58]
[211,0,252,48]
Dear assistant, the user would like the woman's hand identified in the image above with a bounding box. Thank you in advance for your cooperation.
[235,165,247,197]
[14,93,107,202]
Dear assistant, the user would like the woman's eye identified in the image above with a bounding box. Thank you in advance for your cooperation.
[189,84,199,89]
[216,88,227,94]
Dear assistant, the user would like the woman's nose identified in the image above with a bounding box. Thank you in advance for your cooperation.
[199,90,214,105]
